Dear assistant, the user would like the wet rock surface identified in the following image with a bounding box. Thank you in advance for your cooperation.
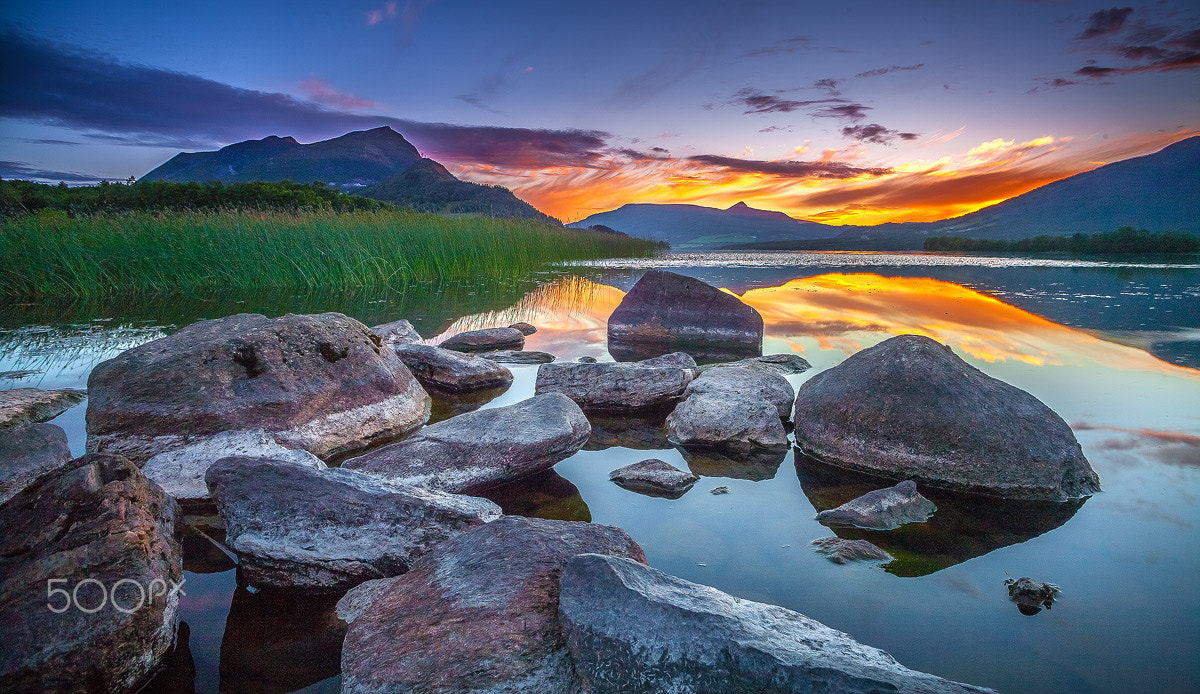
[0,422,73,504]
[0,387,86,428]
[369,318,422,347]
[205,456,500,590]
[535,360,695,412]
[393,343,514,393]
[1006,577,1060,615]
[0,453,183,693]
[812,537,894,564]
[793,334,1100,501]
[341,516,646,694]
[86,312,430,463]
[440,326,526,352]
[343,393,590,494]
[609,458,700,498]
[479,349,557,364]
[815,480,937,530]
[699,353,812,375]
[558,553,994,693]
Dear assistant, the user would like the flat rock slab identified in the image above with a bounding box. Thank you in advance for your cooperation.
[699,353,812,375]
[0,422,73,505]
[815,480,937,530]
[812,537,894,564]
[479,349,556,364]
[0,453,182,693]
[86,312,430,464]
[559,553,994,694]
[440,327,525,352]
[0,387,86,428]
[205,456,500,590]
[141,429,325,505]
[793,334,1100,501]
[609,458,699,498]
[535,360,695,412]
[369,319,422,347]
[343,393,590,494]
[394,343,514,393]
[341,516,645,694]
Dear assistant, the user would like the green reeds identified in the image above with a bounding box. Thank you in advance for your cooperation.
[0,209,661,298]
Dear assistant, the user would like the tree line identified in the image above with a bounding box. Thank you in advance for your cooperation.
[924,226,1199,254]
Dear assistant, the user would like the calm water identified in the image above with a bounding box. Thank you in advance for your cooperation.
[3,251,1198,693]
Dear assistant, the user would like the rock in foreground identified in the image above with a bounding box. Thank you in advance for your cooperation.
[535,360,695,412]
[793,334,1100,501]
[394,343,514,393]
[609,458,699,498]
[0,422,73,505]
[86,312,430,463]
[0,454,182,693]
[205,456,500,590]
[0,387,86,428]
[341,516,645,694]
[815,480,936,530]
[559,553,994,694]
[440,327,525,352]
[666,365,793,450]
[683,365,795,420]
[343,393,590,494]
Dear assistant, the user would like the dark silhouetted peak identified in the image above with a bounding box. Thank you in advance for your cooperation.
[728,201,750,210]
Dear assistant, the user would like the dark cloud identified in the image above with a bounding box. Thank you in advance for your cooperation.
[651,146,668,153]
[813,78,841,94]
[757,125,791,134]
[732,88,845,114]
[744,35,852,57]
[0,30,609,170]
[10,138,81,146]
[1075,7,1134,40]
[854,64,925,78]
[813,103,872,121]
[687,154,889,179]
[0,161,103,183]
[615,148,671,161]
[455,93,506,116]
[841,123,919,145]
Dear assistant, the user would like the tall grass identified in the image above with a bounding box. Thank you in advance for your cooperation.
[0,209,661,298]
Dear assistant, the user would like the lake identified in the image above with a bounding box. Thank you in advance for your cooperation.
[3,251,1198,693]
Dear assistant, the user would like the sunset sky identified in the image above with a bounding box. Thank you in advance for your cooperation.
[2,1,1197,224]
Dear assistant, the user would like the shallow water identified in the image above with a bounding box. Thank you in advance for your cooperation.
[3,251,1198,693]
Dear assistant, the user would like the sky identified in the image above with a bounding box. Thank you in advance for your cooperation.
[1,0,1197,224]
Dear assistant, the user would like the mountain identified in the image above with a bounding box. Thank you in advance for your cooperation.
[570,201,840,249]
[143,127,556,222]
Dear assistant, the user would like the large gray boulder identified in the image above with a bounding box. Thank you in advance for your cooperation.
[394,343,514,393]
[341,516,645,694]
[86,312,430,464]
[141,429,325,506]
[666,366,794,450]
[0,422,73,505]
[205,456,500,590]
[793,334,1100,501]
[535,360,695,412]
[684,365,795,420]
[607,270,763,361]
[558,553,994,694]
[343,393,590,494]
[440,327,525,352]
[815,480,937,530]
[0,454,183,693]
[369,318,422,347]
[0,387,86,428]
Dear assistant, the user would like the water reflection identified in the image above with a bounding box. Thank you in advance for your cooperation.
[683,446,788,482]
[583,413,672,451]
[478,468,591,522]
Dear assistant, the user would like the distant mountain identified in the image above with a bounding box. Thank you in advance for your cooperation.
[143,127,556,222]
[570,201,840,249]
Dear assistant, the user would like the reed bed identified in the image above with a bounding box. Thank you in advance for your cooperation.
[0,209,661,298]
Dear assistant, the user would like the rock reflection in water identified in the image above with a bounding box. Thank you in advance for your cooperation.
[682,446,787,481]
[584,413,673,451]
[180,521,237,575]
[427,383,511,423]
[218,586,346,693]
[479,468,591,522]
[142,621,197,694]
[794,451,1085,577]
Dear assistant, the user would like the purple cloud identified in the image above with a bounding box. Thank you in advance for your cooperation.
[1075,7,1134,40]
[841,124,919,144]
[687,154,889,179]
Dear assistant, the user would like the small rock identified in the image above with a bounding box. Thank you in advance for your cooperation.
[1005,577,1061,615]
[508,321,538,336]
[577,356,598,363]
[440,327,525,352]
[609,458,699,498]
[812,537,894,564]
[815,480,936,530]
[710,486,730,495]
[370,319,422,347]
[0,387,86,428]
[394,344,514,393]
[535,360,694,412]
[0,423,73,505]
[698,353,813,375]
[478,349,556,364]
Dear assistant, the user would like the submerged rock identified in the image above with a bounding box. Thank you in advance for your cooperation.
[205,456,500,590]
[699,353,813,375]
[793,334,1100,501]
[609,458,699,498]
[815,480,937,530]
[0,387,86,428]
[0,422,73,505]
[369,318,422,347]
[508,321,538,335]
[812,537,894,565]
[343,393,590,494]
[535,360,695,412]
[86,312,430,464]
[558,553,994,693]
[394,343,514,393]
[1005,577,1061,616]
[0,454,182,693]
[479,349,557,364]
[341,517,646,694]
[440,327,525,352]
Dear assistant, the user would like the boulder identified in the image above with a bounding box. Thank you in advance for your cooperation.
[792,334,1100,501]
[815,480,937,530]
[0,387,86,428]
[0,454,182,693]
[609,458,699,498]
[684,365,795,419]
[667,395,788,450]
[509,321,538,336]
[559,554,994,694]
[812,537,894,564]
[394,343,514,393]
[204,456,500,590]
[607,270,763,361]
[369,318,422,347]
[479,349,556,364]
[440,327,525,352]
[639,351,698,369]
[699,353,812,375]
[0,422,73,505]
[535,361,694,412]
[343,393,590,494]
[141,429,325,506]
[86,312,430,464]
[341,517,645,694]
